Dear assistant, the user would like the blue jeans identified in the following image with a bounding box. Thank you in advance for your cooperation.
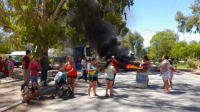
[41,69,48,85]
[31,75,38,87]
[79,70,87,82]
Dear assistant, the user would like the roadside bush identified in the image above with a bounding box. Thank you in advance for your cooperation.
[187,59,200,69]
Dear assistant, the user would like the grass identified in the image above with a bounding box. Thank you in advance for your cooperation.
[174,63,188,69]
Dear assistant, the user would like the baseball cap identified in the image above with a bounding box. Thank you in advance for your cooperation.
[111,56,115,58]
[43,52,48,56]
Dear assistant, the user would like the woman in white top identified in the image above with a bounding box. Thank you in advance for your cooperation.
[160,55,171,94]
[104,59,116,97]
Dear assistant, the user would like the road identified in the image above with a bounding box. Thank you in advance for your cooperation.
[8,70,200,112]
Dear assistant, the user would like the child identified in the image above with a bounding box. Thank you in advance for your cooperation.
[31,82,40,100]
[104,59,116,97]
[21,83,32,105]
[169,60,174,89]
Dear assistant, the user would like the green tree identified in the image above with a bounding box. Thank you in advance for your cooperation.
[122,31,144,57]
[170,41,188,58]
[0,0,71,56]
[175,0,200,34]
[148,29,179,60]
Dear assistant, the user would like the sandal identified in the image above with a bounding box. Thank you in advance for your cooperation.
[87,96,92,99]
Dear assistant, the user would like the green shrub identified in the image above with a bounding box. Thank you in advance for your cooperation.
[187,59,200,69]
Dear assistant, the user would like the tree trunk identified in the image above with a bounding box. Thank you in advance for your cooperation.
[42,0,47,23]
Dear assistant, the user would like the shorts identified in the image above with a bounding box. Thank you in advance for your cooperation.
[8,66,14,69]
[105,78,114,81]
[67,75,77,79]
[88,77,97,82]
[162,72,170,81]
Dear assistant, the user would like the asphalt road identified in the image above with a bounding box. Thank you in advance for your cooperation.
[8,70,200,112]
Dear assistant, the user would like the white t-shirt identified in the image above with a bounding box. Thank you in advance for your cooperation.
[105,65,116,79]
[81,60,87,70]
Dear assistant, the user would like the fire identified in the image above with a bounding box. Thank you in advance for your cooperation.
[125,63,138,69]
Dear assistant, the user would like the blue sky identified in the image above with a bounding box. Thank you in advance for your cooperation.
[125,0,200,48]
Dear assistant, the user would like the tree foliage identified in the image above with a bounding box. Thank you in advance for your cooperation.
[175,0,200,34]
[147,30,179,59]
[122,31,144,57]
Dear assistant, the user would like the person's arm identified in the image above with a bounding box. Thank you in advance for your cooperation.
[58,64,66,72]
[80,60,84,67]
[39,63,42,70]
[40,59,43,69]
[147,61,150,67]
[139,61,142,68]
[160,63,166,76]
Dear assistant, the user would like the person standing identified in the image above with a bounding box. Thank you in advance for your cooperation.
[139,55,150,86]
[78,56,87,82]
[111,56,119,86]
[8,56,15,78]
[87,58,99,99]
[29,56,41,88]
[59,55,77,96]
[0,57,4,73]
[160,55,171,94]
[40,52,49,86]
[22,50,31,86]
[105,59,116,97]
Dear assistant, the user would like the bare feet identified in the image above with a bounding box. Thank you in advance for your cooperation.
[160,86,165,89]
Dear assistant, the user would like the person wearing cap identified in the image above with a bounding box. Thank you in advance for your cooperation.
[111,56,119,86]
[40,52,49,86]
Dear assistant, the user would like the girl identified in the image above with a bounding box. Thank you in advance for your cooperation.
[21,83,32,105]
[59,56,77,96]
[8,56,15,78]
[87,58,99,99]
[139,55,150,86]
[29,56,41,88]
[31,82,40,100]
[105,59,116,97]
[160,55,171,94]
[169,60,174,89]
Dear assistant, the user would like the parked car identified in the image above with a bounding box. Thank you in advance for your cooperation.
[14,59,22,68]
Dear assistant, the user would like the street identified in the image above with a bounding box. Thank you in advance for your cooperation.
[8,70,200,112]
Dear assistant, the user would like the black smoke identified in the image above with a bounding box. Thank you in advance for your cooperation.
[89,19,130,67]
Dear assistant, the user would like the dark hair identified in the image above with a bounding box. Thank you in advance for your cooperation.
[59,61,63,63]
[21,83,27,91]
[104,59,113,69]
[9,56,12,58]
[33,55,37,58]
[90,58,96,62]
[169,60,173,65]
[0,57,2,59]
[142,55,149,61]
[82,56,86,59]
[26,50,31,54]
[163,55,169,59]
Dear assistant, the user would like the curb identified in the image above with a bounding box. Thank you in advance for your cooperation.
[182,72,200,79]
[0,87,54,112]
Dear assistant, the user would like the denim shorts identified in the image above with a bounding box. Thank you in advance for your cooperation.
[105,78,114,81]
[8,66,14,69]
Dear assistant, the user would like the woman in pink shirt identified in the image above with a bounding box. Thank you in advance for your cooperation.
[8,56,15,78]
[29,56,41,87]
